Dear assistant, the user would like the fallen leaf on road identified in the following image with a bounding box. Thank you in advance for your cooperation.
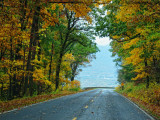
[72,117,77,120]
[85,105,88,108]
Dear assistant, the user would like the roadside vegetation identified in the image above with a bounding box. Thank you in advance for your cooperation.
[115,82,160,119]
[95,0,160,119]
[0,82,82,113]
[1,0,160,118]
[0,0,100,101]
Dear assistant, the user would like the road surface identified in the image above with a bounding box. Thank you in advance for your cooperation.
[0,89,154,120]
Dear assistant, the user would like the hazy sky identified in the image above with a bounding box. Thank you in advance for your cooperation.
[76,37,119,88]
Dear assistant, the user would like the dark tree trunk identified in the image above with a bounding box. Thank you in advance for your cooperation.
[38,41,41,61]
[20,0,28,31]
[0,43,6,60]
[153,57,160,83]
[12,42,22,98]
[71,62,78,81]
[1,82,4,98]
[22,47,26,96]
[19,0,28,96]
[145,59,149,88]
[25,0,40,96]
[55,52,63,90]
[9,38,13,100]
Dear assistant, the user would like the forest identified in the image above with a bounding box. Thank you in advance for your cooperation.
[95,0,160,117]
[0,0,160,114]
[0,0,106,100]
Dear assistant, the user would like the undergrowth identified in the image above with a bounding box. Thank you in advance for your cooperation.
[115,82,160,120]
[0,89,82,113]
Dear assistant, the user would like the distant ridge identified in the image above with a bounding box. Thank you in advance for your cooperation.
[83,87,115,90]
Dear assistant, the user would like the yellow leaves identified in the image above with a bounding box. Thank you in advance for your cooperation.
[132,72,148,80]
[101,0,111,4]
[116,3,140,22]
[130,47,143,55]
[41,7,59,29]
[72,117,77,120]
[65,2,92,23]
[123,47,143,66]
[63,53,75,62]
[85,16,92,24]
[136,28,143,34]
[107,11,111,15]
[33,69,46,82]
[51,4,57,11]
[71,80,80,88]
[44,80,52,86]
[95,0,111,5]
[58,3,64,11]
[134,65,145,73]
[112,35,121,40]
[118,82,160,105]
[84,105,88,108]
[123,38,140,49]
[61,54,75,73]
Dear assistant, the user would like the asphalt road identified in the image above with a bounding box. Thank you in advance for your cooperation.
[0,89,154,120]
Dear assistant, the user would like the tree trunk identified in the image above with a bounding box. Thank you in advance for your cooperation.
[55,52,63,90]
[71,62,78,81]
[1,82,4,98]
[38,41,41,61]
[9,38,13,100]
[22,47,26,96]
[20,0,28,31]
[19,0,28,96]
[145,59,149,88]
[153,57,160,83]
[25,0,40,96]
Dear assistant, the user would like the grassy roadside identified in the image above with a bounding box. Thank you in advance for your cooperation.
[115,82,160,120]
[0,89,86,113]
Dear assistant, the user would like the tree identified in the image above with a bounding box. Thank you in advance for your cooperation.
[95,0,160,88]
[0,0,107,99]
[70,42,99,81]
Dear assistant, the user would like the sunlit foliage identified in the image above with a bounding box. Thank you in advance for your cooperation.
[0,0,103,100]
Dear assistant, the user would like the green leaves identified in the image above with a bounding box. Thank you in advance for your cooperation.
[94,0,160,87]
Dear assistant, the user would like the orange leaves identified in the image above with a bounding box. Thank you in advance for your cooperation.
[33,69,46,82]
[51,4,57,11]
[0,0,101,99]
[71,80,80,88]
[65,3,91,18]
[40,8,58,29]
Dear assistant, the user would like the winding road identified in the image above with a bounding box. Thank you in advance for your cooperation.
[0,89,154,120]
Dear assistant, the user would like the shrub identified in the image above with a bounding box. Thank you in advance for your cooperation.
[116,82,160,106]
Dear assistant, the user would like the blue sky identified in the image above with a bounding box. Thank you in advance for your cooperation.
[76,37,119,88]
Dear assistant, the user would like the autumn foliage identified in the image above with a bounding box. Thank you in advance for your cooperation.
[115,82,160,119]
[0,0,107,100]
[96,0,160,87]
[95,0,160,118]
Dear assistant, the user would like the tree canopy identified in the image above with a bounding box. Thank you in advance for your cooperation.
[95,0,160,88]
[0,0,107,100]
